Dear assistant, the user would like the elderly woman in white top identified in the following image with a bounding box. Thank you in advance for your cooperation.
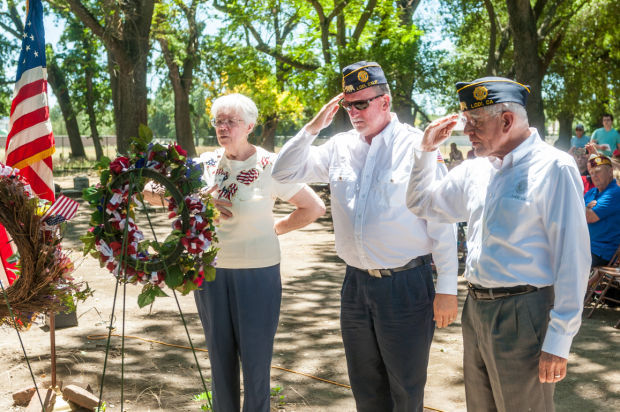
[194,93,325,412]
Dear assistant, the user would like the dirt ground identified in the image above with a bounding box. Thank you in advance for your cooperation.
[0,176,619,411]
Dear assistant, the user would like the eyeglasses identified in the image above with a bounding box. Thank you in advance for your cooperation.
[339,94,385,111]
[211,118,244,128]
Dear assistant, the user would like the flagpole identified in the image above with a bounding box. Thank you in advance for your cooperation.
[50,312,57,389]
[24,0,58,395]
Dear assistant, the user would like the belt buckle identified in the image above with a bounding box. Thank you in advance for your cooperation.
[368,269,382,278]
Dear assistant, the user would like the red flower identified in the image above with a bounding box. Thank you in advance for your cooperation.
[110,156,130,174]
[174,144,188,158]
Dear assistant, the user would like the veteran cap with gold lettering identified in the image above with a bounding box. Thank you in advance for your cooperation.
[342,61,388,94]
[589,154,612,168]
[456,76,530,112]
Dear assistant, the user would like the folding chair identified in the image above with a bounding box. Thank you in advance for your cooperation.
[585,244,620,328]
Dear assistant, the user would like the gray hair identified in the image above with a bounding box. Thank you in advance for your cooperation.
[375,84,392,109]
[482,102,528,124]
[211,93,258,125]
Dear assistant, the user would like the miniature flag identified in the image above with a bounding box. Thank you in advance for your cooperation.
[43,194,79,225]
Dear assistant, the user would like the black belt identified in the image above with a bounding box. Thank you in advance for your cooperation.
[362,254,432,278]
[467,283,542,300]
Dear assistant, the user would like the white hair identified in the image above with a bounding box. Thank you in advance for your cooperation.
[211,93,258,125]
[482,102,528,123]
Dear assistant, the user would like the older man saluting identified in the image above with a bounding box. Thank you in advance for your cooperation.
[406,77,591,411]
[272,61,458,412]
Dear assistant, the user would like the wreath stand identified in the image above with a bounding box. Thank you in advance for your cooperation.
[92,166,214,411]
[0,171,91,410]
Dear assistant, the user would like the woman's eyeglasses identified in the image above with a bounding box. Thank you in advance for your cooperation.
[211,118,244,128]
[339,94,385,111]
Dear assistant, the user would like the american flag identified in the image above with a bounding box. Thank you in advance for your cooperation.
[43,194,79,226]
[1,0,55,286]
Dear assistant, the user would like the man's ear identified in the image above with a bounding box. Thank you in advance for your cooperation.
[501,111,515,133]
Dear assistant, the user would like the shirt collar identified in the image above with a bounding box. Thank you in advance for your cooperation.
[488,128,540,170]
[357,113,399,147]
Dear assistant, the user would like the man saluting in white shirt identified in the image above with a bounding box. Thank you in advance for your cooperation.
[407,77,590,412]
[272,61,458,412]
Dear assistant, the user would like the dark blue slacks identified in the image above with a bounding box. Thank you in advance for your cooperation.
[341,264,436,412]
[194,264,281,412]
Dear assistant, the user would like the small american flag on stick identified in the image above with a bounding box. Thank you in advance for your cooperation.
[42,194,79,225]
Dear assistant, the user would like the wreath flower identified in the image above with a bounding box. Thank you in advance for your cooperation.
[81,126,218,307]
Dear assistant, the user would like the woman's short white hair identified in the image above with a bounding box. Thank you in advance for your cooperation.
[211,93,258,125]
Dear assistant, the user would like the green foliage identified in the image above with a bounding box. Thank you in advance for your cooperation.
[193,391,213,411]
[137,283,169,308]
[270,385,286,406]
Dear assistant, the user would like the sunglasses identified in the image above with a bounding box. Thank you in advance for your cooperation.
[339,94,385,111]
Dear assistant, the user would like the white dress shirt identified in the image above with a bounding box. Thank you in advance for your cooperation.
[406,129,590,358]
[272,114,458,295]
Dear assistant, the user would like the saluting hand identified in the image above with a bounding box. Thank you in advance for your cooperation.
[305,93,344,136]
[421,114,459,152]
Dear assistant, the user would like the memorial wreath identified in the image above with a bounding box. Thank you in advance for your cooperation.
[0,164,92,328]
[81,127,218,307]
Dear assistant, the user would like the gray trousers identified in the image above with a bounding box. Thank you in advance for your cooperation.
[194,264,281,412]
[341,264,436,412]
[462,286,555,412]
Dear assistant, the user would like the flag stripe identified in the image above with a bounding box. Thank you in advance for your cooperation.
[12,67,47,97]
[7,134,55,166]
[6,106,49,142]
[43,194,79,220]
[10,85,48,126]
[10,78,46,118]
[5,122,53,153]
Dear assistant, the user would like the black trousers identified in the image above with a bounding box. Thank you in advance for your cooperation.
[340,263,435,412]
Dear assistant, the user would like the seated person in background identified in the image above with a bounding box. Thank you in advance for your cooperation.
[568,124,589,154]
[449,142,464,164]
[584,154,620,267]
[573,147,593,193]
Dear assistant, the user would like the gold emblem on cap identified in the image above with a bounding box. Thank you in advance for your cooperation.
[473,86,488,101]
[344,84,355,93]
[357,70,369,83]
[460,101,467,111]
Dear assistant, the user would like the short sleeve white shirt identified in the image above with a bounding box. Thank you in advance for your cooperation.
[197,146,304,269]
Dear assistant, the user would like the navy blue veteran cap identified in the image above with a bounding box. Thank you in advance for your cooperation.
[342,61,388,94]
[456,77,530,111]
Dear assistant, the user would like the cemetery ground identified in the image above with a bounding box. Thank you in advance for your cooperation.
[0,175,618,411]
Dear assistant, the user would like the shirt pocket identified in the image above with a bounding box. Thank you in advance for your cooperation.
[329,166,357,205]
[490,196,534,242]
[376,170,409,208]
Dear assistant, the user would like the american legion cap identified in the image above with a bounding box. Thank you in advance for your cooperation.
[589,154,612,168]
[342,61,388,94]
[456,77,530,111]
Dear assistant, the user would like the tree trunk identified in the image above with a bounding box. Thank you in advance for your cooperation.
[158,38,197,157]
[556,111,574,150]
[506,0,546,137]
[65,0,154,155]
[46,51,86,158]
[84,42,103,160]
[258,115,277,152]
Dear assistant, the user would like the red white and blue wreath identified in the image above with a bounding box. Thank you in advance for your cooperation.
[81,127,218,307]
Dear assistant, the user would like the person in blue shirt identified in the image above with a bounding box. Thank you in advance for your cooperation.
[568,124,589,154]
[584,154,620,266]
[591,113,620,157]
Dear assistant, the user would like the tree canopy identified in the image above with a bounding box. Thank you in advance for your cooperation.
[0,0,617,155]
